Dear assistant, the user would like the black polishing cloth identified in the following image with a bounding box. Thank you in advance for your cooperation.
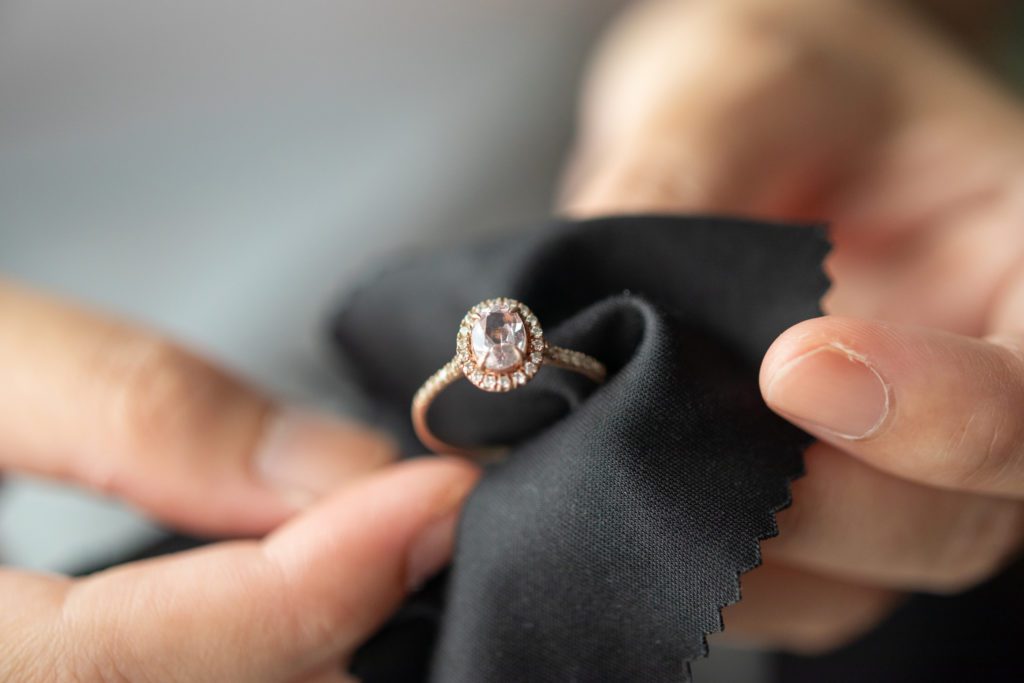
[332,215,829,681]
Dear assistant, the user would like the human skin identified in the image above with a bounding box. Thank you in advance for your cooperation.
[564,0,1024,653]
[0,280,481,682]
[4,0,1023,676]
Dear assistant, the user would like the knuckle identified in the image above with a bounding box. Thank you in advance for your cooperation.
[103,337,199,449]
[939,347,1024,489]
[601,1,833,132]
[695,6,837,100]
[935,411,1005,487]
[94,334,238,458]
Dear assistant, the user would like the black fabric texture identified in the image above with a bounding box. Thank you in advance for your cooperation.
[71,213,1024,681]
[331,215,830,681]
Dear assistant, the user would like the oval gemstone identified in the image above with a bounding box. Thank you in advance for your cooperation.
[471,303,527,371]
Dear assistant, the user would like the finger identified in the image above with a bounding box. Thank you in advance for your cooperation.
[560,0,884,219]
[765,442,1024,592]
[0,280,396,535]
[718,562,900,655]
[4,458,479,683]
[823,189,1024,337]
[762,315,1024,497]
[0,569,70,681]
[990,265,1024,333]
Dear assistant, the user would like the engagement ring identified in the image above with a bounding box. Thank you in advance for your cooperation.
[412,297,606,456]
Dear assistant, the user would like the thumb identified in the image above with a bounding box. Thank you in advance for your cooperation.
[2,458,479,683]
[761,316,1024,497]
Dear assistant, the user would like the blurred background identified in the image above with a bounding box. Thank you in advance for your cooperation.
[0,0,623,570]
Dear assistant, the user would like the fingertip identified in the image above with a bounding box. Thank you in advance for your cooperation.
[258,456,482,655]
[405,509,459,592]
[761,317,1024,495]
[761,316,835,395]
[761,316,895,392]
[50,458,479,682]
[413,454,484,484]
[761,317,893,441]
[262,455,481,586]
[253,408,399,507]
[123,408,403,538]
[373,456,482,531]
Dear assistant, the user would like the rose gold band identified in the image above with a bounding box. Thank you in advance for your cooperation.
[412,344,606,456]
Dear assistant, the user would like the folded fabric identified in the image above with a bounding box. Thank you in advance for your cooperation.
[332,215,830,681]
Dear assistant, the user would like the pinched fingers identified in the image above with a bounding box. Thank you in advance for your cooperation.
[0,459,480,683]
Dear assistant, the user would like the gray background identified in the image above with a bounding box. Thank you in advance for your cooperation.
[0,0,616,569]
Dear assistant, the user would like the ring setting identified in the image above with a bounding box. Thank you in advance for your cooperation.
[412,297,606,455]
[458,298,545,391]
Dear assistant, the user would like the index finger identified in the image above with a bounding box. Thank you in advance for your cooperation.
[0,279,396,535]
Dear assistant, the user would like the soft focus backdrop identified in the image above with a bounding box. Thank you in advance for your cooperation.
[0,0,622,569]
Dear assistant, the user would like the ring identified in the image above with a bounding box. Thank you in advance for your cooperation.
[412,297,607,456]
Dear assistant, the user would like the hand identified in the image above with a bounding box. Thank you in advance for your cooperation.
[0,281,479,682]
[563,0,1024,653]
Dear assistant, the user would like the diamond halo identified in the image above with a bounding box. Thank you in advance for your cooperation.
[456,297,544,392]
[412,296,607,455]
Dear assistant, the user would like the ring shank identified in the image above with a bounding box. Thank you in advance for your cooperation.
[411,345,606,457]
[411,359,466,455]
[542,345,607,384]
